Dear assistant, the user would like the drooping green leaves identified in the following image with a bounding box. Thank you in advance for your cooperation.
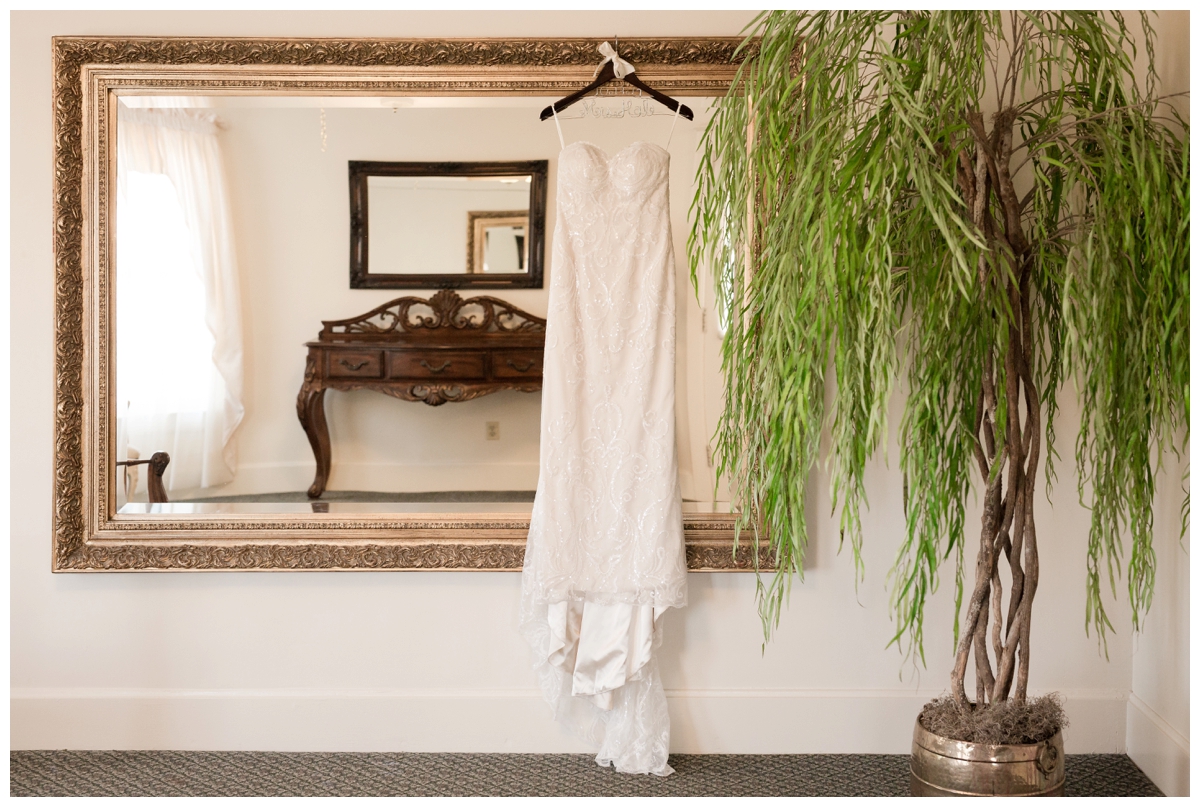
[690,11,1189,656]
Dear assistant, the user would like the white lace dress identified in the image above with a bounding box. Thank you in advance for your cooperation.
[519,138,687,777]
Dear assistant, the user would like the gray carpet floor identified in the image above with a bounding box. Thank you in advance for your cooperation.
[10,751,1163,797]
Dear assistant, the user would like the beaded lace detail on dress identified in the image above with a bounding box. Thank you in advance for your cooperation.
[519,139,687,776]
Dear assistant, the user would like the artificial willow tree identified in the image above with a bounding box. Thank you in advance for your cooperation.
[691,11,1188,720]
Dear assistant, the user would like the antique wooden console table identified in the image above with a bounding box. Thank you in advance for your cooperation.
[298,290,546,498]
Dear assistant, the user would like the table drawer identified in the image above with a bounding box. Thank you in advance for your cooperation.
[389,351,486,380]
[493,350,544,379]
[327,350,383,378]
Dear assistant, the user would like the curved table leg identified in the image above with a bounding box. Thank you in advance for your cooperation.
[297,383,330,499]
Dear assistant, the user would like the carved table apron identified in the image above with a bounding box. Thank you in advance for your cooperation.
[298,290,546,498]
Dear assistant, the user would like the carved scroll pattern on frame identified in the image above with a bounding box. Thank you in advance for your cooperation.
[52,36,752,571]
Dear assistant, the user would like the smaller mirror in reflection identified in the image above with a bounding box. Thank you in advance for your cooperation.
[350,160,547,289]
[469,211,528,274]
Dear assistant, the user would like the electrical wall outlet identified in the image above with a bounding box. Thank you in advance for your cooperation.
[485,421,500,440]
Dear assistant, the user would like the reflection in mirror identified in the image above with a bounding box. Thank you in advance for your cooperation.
[112,94,732,517]
[115,101,244,510]
[350,159,547,289]
[470,211,529,274]
[363,177,532,276]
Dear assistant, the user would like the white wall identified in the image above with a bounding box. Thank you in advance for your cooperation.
[9,10,1188,790]
[1125,13,1192,796]
[1128,440,1191,796]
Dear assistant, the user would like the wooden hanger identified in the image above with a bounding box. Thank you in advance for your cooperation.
[540,42,694,122]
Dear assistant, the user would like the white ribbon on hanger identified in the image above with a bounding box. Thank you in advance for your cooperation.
[596,41,636,79]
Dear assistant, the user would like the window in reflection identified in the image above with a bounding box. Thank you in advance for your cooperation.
[115,103,244,504]
[117,172,213,412]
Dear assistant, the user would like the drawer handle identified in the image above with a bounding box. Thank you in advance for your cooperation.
[339,358,370,371]
[421,359,452,373]
[506,359,536,373]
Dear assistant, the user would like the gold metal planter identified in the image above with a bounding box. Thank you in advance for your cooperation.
[910,718,1065,796]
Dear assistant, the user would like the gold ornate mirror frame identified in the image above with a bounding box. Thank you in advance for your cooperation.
[468,211,530,276]
[52,35,763,572]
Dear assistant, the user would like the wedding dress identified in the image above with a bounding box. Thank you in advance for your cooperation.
[519,103,687,777]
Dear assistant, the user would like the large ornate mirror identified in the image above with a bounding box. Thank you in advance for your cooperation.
[53,36,764,572]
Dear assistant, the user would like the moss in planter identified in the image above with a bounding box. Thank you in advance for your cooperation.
[919,694,1067,745]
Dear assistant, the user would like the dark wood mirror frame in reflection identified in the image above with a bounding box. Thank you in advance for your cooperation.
[52,34,771,573]
[348,160,548,289]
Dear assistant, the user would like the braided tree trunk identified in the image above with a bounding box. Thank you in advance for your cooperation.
[948,106,1041,708]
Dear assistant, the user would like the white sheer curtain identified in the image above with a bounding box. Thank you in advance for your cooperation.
[116,106,244,496]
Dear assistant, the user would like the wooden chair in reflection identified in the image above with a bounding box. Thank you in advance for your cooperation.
[117,450,171,504]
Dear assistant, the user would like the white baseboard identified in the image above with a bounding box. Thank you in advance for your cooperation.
[1127,693,1190,796]
[173,461,541,499]
[10,688,1128,754]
